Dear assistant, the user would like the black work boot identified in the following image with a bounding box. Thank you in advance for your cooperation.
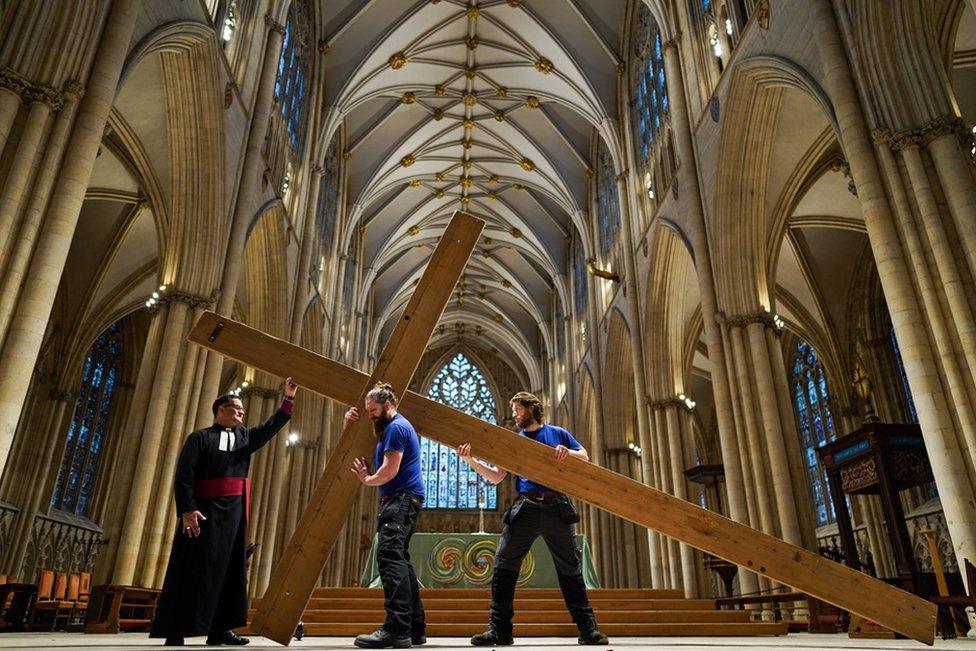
[556,573,608,645]
[576,616,610,645]
[163,638,183,646]
[470,627,514,646]
[354,628,411,648]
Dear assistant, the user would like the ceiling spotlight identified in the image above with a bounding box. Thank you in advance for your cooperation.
[241,381,249,388]
[288,432,300,445]
[159,285,167,292]
[152,292,159,299]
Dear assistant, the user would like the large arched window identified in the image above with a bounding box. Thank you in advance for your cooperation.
[316,138,341,262]
[791,339,838,526]
[51,323,121,517]
[274,0,310,148]
[422,352,498,510]
[596,141,620,255]
[632,5,668,161]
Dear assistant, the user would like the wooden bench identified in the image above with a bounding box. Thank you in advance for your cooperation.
[84,584,160,634]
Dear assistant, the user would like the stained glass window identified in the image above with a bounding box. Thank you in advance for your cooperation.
[317,138,340,261]
[631,4,669,161]
[572,239,588,318]
[422,352,498,509]
[596,141,620,254]
[791,339,838,526]
[274,0,310,147]
[52,323,122,517]
[889,325,918,423]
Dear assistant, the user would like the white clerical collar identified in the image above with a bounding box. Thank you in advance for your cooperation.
[219,428,236,452]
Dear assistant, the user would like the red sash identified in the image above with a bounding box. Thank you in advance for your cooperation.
[194,477,251,524]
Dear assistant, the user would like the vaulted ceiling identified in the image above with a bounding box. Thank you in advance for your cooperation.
[321,0,628,376]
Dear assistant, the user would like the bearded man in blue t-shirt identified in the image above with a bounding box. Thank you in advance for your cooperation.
[458,391,608,646]
[347,383,426,649]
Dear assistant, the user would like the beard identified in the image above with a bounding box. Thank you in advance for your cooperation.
[516,413,535,430]
[372,411,392,436]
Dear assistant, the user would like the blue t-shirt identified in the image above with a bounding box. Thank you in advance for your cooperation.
[516,424,582,494]
[374,413,425,499]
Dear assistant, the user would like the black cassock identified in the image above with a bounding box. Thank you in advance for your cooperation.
[150,403,291,638]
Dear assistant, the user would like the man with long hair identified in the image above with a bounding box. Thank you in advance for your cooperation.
[458,391,608,646]
[347,382,426,649]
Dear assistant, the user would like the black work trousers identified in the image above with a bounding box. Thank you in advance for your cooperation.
[490,495,597,634]
[376,493,425,635]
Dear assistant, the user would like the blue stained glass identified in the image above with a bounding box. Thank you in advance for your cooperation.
[274,1,309,149]
[631,5,668,162]
[702,0,712,11]
[792,339,838,526]
[53,323,121,517]
[423,352,498,509]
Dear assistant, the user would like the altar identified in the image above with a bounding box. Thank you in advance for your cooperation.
[360,533,600,589]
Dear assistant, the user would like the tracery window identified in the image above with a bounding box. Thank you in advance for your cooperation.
[51,324,122,517]
[596,141,620,255]
[572,239,588,319]
[632,5,668,162]
[274,0,310,148]
[316,138,341,266]
[422,352,499,510]
[791,339,838,526]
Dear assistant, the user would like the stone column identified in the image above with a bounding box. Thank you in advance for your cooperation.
[927,126,976,277]
[812,0,976,572]
[664,401,698,597]
[0,85,82,344]
[0,0,137,475]
[0,99,53,262]
[2,389,71,575]
[139,304,206,586]
[195,16,286,426]
[112,300,191,584]
[661,34,757,595]
[95,307,165,584]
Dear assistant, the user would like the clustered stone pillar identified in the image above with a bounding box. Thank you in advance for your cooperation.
[812,0,976,574]
[195,14,287,428]
[716,312,814,618]
[661,34,757,595]
[0,0,137,478]
[107,293,215,586]
[648,397,699,597]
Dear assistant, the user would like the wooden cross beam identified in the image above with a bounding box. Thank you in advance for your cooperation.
[240,211,483,644]
[187,234,936,648]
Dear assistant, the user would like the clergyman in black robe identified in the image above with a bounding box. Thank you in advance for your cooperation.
[150,377,298,646]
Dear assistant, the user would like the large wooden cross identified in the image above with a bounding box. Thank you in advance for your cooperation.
[187,212,936,646]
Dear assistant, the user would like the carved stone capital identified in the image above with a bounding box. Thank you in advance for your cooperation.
[311,163,325,175]
[883,115,969,151]
[264,13,285,35]
[722,310,778,329]
[662,32,682,51]
[63,80,85,100]
[0,68,64,111]
[160,289,216,310]
[647,396,688,411]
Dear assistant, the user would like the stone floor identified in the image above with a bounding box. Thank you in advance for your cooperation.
[1,634,976,650]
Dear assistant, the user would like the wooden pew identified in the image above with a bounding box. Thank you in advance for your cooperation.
[84,584,160,634]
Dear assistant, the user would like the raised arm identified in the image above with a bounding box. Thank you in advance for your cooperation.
[242,377,297,453]
[457,443,508,484]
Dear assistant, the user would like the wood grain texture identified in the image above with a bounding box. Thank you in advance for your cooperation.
[235,211,483,644]
[187,297,936,643]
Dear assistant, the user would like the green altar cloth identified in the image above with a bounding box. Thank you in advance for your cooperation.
[360,533,600,589]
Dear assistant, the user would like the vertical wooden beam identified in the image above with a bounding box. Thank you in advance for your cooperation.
[244,212,483,644]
